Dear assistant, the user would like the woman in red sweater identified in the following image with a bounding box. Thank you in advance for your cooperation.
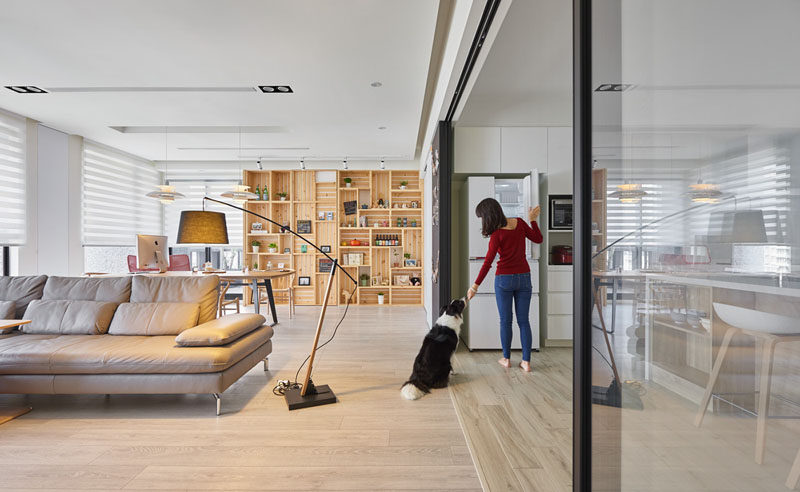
[466,198,543,371]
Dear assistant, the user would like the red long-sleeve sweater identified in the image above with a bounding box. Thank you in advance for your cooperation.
[474,218,543,286]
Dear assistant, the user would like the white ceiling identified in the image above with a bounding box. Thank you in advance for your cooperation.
[0,0,440,162]
[457,0,572,127]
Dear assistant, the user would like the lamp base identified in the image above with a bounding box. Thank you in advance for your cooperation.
[284,381,337,411]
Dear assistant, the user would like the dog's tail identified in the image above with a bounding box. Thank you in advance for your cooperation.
[401,380,429,400]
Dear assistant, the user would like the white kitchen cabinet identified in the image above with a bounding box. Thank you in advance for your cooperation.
[454,127,501,173]
[547,127,573,194]
[546,264,573,341]
[501,127,547,173]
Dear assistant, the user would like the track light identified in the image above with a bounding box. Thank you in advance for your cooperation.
[342,159,348,170]
[300,158,306,170]
[379,159,385,170]
[256,158,263,170]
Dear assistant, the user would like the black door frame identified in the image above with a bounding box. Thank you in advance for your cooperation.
[573,0,593,490]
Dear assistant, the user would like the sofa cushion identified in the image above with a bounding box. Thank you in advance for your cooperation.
[131,275,219,324]
[176,313,266,347]
[0,326,274,375]
[43,276,131,303]
[0,275,47,318]
[0,300,15,319]
[21,300,118,335]
[108,302,200,336]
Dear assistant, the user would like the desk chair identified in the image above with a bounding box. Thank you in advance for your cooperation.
[218,281,240,317]
[260,274,295,319]
[695,302,800,465]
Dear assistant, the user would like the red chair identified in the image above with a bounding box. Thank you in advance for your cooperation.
[127,254,192,272]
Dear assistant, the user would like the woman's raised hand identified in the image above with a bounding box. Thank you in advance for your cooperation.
[528,205,541,222]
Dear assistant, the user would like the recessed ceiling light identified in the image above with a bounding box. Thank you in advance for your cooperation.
[5,86,48,94]
[595,84,633,92]
[378,126,387,130]
[258,85,293,93]
[370,82,382,87]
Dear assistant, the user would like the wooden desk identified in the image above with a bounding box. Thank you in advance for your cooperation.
[93,270,295,326]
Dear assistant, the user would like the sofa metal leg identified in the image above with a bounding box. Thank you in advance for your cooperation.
[263,358,269,371]
[213,393,221,416]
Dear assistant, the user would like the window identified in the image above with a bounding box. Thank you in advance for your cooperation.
[0,108,27,246]
[82,141,162,273]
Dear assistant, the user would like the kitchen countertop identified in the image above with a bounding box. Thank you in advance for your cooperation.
[647,272,800,298]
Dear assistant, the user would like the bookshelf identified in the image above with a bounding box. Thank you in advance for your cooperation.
[241,169,423,306]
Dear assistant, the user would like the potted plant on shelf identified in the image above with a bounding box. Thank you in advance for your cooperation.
[360,273,370,287]
[344,177,352,188]
[277,192,288,201]
[268,242,278,254]
[253,262,258,271]
[377,292,385,304]
[399,180,408,190]
[251,240,261,253]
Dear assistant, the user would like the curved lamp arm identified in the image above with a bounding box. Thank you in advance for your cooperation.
[203,196,358,286]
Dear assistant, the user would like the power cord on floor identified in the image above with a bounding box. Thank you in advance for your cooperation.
[272,286,357,397]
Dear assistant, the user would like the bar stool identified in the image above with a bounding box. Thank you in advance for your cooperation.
[694,302,800,465]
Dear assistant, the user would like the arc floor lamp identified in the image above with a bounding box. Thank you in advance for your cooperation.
[177,196,358,410]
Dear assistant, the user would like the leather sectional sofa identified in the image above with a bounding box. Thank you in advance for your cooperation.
[0,274,273,415]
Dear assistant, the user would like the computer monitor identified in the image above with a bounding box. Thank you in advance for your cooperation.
[137,234,169,273]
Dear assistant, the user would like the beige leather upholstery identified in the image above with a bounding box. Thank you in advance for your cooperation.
[0,275,47,318]
[21,300,118,335]
[43,276,131,303]
[131,275,219,324]
[108,302,200,336]
[0,300,15,319]
[0,325,273,375]
[176,313,266,346]
[0,341,271,395]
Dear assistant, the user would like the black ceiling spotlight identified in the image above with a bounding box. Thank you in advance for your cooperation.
[300,158,305,170]
[5,86,48,94]
[595,84,633,92]
[342,159,348,170]
[258,85,293,93]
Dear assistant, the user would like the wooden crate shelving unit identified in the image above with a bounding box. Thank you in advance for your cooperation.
[241,169,423,306]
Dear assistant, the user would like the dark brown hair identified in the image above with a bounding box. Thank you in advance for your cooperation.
[475,198,507,237]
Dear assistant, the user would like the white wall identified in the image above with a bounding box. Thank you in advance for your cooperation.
[16,123,84,276]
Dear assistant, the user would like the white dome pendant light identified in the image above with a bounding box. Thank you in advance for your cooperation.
[146,127,185,204]
[221,127,257,203]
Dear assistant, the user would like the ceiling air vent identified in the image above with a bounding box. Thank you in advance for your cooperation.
[258,85,293,93]
[5,86,48,94]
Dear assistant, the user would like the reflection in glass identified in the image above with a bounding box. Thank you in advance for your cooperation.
[589,1,800,490]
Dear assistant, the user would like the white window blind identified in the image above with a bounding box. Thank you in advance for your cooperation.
[0,109,27,246]
[82,141,162,246]
[163,179,243,247]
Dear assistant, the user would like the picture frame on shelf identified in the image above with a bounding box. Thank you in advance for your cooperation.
[404,259,418,267]
[298,276,311,286]
[297,220,312,234]
[393,275,411,286]
[277,263,285,269]
[251,222,263,231]
[318,211,326,220]
[283,247,291,254]
[371,275,382,286]
[319,258,334,273]
[320,245,331,253]
[326,211,334,221]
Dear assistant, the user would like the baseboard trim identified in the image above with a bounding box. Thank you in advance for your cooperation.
[545,339,574,347]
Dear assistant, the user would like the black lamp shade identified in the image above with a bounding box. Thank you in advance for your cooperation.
[177,211,229,244]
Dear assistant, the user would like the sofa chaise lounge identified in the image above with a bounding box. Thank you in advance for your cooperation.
[0,274,273,415]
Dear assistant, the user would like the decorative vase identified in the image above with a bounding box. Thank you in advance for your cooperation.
[280,196,286,201]
[252,246,259,253]
[399,185,407,190]
[378,295,385,305]
[268,247,277,253]
[345,182,352,188]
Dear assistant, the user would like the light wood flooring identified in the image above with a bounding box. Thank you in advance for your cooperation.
[450,345,573,491]
[0,305,481,491]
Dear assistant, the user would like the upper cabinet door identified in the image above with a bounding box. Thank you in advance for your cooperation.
[467,176,495,258]
[547,127,573,194]
[501,127,548,173]
[454,127,501,173]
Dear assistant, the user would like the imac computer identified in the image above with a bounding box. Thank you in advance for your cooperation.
[137,234,169,273]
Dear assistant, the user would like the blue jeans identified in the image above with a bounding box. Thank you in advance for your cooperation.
[494,272,533,361]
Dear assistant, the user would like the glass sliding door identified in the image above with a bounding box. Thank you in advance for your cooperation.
[576,0,800,490]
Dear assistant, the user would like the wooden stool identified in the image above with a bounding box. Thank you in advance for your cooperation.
[218,281,240,317]
[694,302,800,465]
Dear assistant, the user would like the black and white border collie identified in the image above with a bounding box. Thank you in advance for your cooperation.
[401,298,466,400]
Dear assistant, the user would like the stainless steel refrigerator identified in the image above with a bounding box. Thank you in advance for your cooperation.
[463,173,541,350]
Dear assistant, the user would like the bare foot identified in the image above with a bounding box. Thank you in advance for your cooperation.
[519,361,532,372]
[498,358,511,368]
